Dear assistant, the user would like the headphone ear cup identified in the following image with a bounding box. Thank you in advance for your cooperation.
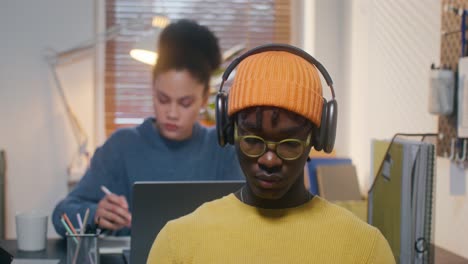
[313,100,328,152]
[323,99,337,153]
[215,92,228,146]
[223,96,235,145]
[225,118,234,145]
[215,92,235,146]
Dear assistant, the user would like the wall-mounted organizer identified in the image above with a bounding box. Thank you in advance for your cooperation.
[437,0,468,159]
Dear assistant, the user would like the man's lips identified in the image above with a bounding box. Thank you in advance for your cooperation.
[255,173,283,188]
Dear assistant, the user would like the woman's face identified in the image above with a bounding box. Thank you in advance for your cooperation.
[153,70,207,141]
[235,107,312,203]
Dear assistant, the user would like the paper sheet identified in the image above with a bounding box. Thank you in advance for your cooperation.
[450,162,466,196]
[98,236,130,254]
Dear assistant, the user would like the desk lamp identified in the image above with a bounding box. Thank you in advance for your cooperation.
[44,16,167,180]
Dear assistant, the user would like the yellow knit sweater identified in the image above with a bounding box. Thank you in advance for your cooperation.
[147,194,395,264]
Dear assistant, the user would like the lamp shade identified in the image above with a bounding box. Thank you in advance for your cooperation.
[130,15,169,66]
[130,29,159,66]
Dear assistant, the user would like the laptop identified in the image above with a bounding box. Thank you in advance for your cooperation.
[129,180,245,264]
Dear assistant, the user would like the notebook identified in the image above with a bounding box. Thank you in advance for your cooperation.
[368,139,435,264]
[315,164,362,201]
[129,181,245,264]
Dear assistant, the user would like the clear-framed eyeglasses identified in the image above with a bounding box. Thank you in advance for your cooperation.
[234,124,311,160]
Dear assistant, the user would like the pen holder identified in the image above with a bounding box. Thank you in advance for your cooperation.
[66,232,99,264]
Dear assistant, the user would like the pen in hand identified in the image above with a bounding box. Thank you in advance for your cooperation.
[101,185,112,196]
[97,185,132,229]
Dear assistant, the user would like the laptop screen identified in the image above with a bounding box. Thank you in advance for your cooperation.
[130,181,244,264]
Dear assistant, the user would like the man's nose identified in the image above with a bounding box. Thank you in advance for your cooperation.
[258,149,282,173]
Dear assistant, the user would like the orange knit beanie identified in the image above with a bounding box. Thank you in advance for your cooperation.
[227,51,324,126]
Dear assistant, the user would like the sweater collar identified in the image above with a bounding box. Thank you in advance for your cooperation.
[138,117,203,149]
[227,193,318,215]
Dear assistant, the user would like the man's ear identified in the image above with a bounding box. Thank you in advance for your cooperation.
[309,123,317,148]
[305,145,312,162]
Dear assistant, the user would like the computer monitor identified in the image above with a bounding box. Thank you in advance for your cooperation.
[130,180,245,264]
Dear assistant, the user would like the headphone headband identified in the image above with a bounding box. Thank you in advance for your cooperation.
[218,43,335,99]
[215,43,338,153]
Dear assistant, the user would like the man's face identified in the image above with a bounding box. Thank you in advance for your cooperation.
[153,70,207,141]
[235,107,313,201]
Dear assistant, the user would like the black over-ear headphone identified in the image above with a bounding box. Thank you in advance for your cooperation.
[215,43,337,153]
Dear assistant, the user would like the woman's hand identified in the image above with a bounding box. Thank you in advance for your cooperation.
[95,193,132,230]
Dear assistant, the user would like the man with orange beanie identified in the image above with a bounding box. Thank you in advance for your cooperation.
[147,44,395,263]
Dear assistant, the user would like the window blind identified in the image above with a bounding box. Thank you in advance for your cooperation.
[105,0,291,136]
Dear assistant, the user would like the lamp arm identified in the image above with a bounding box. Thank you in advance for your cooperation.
[45,25,121,68]
[44,17,143,140]
[43,16,148,175]
[47,62,88,152]
[46,16,144,66]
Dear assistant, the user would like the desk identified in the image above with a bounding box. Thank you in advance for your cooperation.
[0,239,125,264]
[1,239,468,264]
[435,246,468,264]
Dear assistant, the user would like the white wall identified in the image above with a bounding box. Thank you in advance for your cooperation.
[359,0,440,187]
[313,0,352,157]
[0,0,95,238]
[434,159,468,258]
[303,0,468,258]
